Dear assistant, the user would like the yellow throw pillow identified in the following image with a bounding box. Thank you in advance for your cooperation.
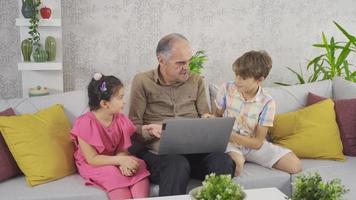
[270,99,345,161]
[0,104,75,186]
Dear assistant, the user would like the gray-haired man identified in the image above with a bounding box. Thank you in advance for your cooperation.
[129,33,235,196]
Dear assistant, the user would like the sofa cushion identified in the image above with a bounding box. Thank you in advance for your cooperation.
[270,99,345,161]
[264,80,333,114]
[292,156,356,200]
[0,104,76,186]
[0,90,89,124]
[0,174,201,199]
[0,174,106,200]
[233,162,292,196]
[307,92,356,156]
[333,77,356,99]
[0,108,21,182]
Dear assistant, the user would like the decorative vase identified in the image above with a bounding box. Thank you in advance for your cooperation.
[33,47,48,62]
[21,0,34,18]
[21,39,32,62]
[45,36,56,61]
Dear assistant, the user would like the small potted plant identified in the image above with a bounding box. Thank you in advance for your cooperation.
[290,172,348,200]
[190,173,246,200]
[189,50,207,75]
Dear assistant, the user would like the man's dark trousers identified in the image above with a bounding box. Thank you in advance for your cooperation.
[137,150,235,196]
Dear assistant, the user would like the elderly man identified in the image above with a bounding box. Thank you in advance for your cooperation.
[129,33,235,196]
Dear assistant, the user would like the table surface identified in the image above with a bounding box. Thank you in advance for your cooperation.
[134,187,287,200]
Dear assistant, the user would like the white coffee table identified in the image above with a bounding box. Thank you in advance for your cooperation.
[134,187,287,200]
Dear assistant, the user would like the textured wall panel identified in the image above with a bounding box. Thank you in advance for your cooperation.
[1,0,356,98]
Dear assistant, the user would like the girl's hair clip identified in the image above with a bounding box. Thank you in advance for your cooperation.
[100,81,107,92]
[93,73,102,81]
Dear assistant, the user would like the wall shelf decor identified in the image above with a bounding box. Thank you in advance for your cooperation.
[16,0,63,97]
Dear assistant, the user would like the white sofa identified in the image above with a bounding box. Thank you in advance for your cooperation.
[0,77,355,199]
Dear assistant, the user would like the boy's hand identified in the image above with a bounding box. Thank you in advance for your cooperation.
[142,124,162,138]
[229,131,242,146]
[227,152,245,177]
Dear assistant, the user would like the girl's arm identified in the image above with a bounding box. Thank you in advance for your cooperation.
[78,137,138,169]
[229,125,268,150]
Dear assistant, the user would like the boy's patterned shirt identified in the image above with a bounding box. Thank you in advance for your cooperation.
[215,81,275,136]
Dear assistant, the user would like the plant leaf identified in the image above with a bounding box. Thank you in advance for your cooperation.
[335,41,351,70]
[307,55,324,70]
[274,82,291,86]
[334,21,356,48]
[286,67,305,84]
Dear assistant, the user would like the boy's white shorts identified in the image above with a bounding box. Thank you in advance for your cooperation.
[226,140,291,168]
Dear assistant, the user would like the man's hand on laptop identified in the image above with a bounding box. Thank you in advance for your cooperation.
[142,124,162,138]
[202,113,215,118]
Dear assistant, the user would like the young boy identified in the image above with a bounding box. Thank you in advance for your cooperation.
[215,50,302,176]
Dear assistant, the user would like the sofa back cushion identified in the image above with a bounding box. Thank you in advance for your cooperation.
[307,92,356,156]
[264,80,332,114]
[0,90,88,124]
[0,108,22,182]
[333,77,356,99]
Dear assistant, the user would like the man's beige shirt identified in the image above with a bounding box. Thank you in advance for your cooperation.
[129,66,210,153]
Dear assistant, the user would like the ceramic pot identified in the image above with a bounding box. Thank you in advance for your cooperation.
[45,36,56,61]
[33,47,48,62]
[21,39,32,62]
[21,0,34,18]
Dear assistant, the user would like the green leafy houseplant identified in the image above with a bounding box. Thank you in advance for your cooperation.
[291,172,348,200]
[191,173,246,200]
[189,50,207,75]
[275,22,356,86]
[28,0,41,49]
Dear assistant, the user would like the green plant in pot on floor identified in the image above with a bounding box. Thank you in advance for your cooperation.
[29,0,48,62]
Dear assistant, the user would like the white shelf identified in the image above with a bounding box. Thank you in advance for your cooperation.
[18,62,63,71]
[15,18,61,26]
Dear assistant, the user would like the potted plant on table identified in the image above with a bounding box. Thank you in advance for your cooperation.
[290,172,348,200]
[190,173,246,200]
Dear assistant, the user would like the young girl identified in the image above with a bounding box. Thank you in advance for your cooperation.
[71,73,154,200]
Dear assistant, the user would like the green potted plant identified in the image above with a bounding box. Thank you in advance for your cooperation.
[28,0,48,62]
[190,173,246,200]
[189,50,207,75]
[275,21,356,86]
[290,172,348,200]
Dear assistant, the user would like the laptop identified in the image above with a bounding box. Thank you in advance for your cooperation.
[158,117,235,155]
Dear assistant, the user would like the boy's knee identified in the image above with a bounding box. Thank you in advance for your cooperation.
[289,159,302,174]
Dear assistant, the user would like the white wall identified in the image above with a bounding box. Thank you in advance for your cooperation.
[1,0,356,98]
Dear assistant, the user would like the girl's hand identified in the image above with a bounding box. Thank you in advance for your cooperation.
[117,155,139,172]
[119,166,135,176]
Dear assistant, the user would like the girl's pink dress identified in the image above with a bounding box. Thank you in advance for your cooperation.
[71,112,150,192]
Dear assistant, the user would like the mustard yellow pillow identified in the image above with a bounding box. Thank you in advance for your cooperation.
[0,104,75,186]
[270,99,345,161]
